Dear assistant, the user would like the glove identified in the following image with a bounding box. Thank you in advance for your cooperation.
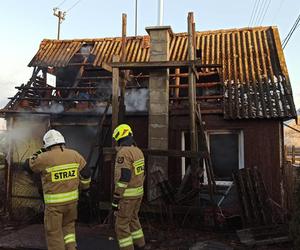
[81,189,90,199]
[112,197,120,211]
[22,159,33,174]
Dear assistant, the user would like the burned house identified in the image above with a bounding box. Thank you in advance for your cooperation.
[0,21,296,221]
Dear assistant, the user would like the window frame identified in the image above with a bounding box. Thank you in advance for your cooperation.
[204,130,244,186]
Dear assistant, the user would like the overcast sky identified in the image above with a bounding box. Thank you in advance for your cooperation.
[0,0,299,109]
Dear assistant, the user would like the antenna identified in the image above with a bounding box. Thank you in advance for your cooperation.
[53,7,66,40]
[157,0,164,26]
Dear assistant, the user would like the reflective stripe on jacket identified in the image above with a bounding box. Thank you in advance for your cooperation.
[29,146,88,205]
[114,146,145,199]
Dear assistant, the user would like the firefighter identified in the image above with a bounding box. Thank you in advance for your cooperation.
[112,124,146,250]
[24,129,91,250]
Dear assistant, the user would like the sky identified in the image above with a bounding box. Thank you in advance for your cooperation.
[0,0,299,110]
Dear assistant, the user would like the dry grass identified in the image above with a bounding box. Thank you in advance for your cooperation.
[285,116,300,147]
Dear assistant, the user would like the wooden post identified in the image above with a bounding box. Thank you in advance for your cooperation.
[292,145,295,164]
[42,69,47,86]
[4,116,14,217]
[112,55,120,135]
[284,145,287,162]
[121,14,127,62]
[119,13,127,123]
[187,12,198,170]
[175,68,180,98]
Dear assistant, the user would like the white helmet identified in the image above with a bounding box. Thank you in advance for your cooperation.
[43,129,65,148]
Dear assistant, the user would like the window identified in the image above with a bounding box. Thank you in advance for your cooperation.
[205,130,244,185]
[181,130,244,185]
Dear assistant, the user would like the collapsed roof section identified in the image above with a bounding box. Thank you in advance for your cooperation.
[3,26,297,120]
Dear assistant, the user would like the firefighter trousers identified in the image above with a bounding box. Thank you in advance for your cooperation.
[115,197,145,250]
[44,203,77,250]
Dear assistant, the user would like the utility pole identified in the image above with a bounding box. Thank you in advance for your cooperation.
[53,8,66,40]
[135,0,138,36]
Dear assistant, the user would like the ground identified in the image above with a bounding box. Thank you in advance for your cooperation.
[0,220,293,250]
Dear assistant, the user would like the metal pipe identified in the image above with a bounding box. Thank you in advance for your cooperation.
[158,0,164,26]
[135,0,138,36]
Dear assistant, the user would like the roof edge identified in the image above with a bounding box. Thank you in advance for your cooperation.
[39,25,277,43]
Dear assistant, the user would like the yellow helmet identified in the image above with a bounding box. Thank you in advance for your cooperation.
[112,124,133,142]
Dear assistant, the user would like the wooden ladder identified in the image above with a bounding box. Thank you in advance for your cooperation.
[195,104,217,198]
[81,100,111,223]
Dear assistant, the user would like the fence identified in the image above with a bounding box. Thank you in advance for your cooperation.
[282,145,300,212]
[284,145,300,165]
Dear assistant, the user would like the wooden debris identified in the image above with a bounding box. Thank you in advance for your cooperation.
[233,168,273,227]
[237,224,290,246]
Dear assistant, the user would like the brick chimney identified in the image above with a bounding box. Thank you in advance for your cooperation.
[146,26,172,201]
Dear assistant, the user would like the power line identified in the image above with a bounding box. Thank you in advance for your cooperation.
[66,0,83,12]
[282,13,300,49]
[258,0,271,25]
[253,0,265,26]
[284,123,300,134]
[272,0,285,23]
[56,0,68,8]
[249,0,259,26]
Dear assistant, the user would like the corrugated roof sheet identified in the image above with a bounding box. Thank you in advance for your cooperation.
[28,26,296,119]
[29,40,82,67]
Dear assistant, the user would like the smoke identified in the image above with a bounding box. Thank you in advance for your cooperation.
[94,87,149,113]
[94,80,112,101]
[125,88,149,112]
[80,45,92,56]
[95,105,112,115]
[36,102,64,114]
[3,116,47,161]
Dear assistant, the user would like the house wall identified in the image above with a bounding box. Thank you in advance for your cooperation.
[64,113,281,203]
[168,114,283,203]
[6,113,283,206]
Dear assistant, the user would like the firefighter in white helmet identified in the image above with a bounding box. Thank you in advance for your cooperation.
[112,124,146,250]
[24,129,91,250]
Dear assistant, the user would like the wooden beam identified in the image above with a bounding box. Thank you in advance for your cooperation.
[134,71,220,79]
[8,97,110,102]
[175,68,180,97]
[101,62,112,72]
[112,55,120,136]
[110,60,221,70]
[4,117,14,216]
[103,147,208,159]
[169,95,223,100]
[169,82,221,89]
[119,13,128,124]
[188,12,198,166]
[51,122,100,126]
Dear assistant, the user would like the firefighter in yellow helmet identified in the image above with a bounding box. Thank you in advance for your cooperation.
[112,124,146,250]
[23,129,91,250]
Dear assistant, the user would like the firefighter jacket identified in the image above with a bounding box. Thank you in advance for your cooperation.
[114,145,145,200]
[29,145,91,206]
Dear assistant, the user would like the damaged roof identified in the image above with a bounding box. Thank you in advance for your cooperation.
[28,26,296,120]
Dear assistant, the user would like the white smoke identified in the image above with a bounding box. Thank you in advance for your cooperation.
[125,88,149,112]
[36,102,64,114]
[3,116,47,161]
